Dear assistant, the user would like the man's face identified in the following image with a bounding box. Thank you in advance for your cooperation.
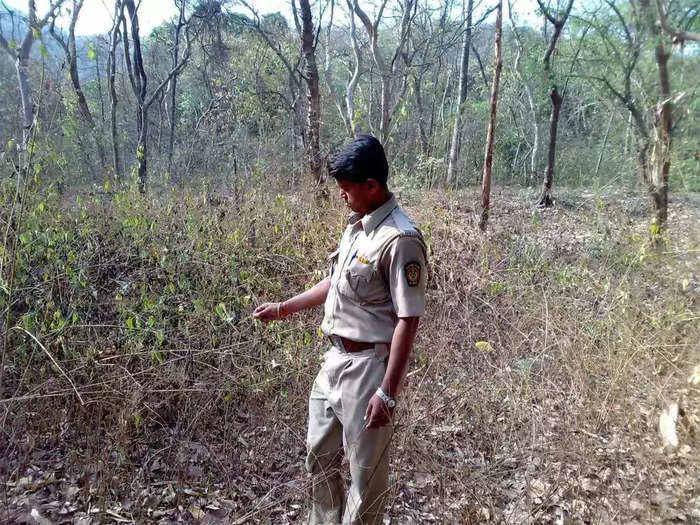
[336,178,374,215]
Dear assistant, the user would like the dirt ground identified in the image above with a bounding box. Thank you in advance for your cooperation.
[2,187,699,524]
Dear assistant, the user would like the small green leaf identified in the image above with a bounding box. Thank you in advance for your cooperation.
[215,302,226,319]
[126,317,134,330]
[39,44,48,57]
[475,341,494,353]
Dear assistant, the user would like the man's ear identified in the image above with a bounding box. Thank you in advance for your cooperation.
[365,178,381,193]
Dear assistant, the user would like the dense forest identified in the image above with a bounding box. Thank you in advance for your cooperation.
[1,0,699,523]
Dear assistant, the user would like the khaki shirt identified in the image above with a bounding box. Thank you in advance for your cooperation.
[321,194,428,343]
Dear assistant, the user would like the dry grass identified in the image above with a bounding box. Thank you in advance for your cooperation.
[1,184,698,523]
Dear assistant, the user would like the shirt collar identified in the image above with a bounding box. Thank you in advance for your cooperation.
[350,194,397,235]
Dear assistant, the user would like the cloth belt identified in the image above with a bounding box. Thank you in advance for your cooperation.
[328,334,376,353]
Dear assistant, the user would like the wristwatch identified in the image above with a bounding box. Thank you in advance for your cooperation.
[376,387,396,409]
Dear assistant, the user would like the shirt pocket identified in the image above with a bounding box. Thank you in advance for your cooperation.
[338,261,391,305]
[327,248,340,279]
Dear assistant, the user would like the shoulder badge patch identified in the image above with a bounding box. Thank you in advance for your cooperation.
[404,262,421,287]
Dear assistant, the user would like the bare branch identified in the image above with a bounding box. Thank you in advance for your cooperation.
[539,0,575,68]
[655,0,700,42]
[604,0,633,45]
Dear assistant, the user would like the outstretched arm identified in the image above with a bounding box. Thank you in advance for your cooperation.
[253,277,331,322]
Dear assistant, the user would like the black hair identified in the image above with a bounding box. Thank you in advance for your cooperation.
[327,134,389,187]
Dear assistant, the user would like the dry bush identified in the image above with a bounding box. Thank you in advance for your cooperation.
[1,184,698,523]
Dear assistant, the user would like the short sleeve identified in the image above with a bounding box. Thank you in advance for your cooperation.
[383,236,427,317]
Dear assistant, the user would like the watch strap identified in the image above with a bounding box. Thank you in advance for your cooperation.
[376,387,396,407]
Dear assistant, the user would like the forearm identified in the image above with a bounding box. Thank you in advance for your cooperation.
[281,277,330,315]
[380,317,420,398]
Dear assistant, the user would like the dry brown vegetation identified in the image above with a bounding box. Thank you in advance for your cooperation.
[1,186,699,523]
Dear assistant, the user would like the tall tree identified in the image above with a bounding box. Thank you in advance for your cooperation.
[324,0,362,138]
[107,0,123,180]
[354,0,416,143]
[166,0,188,176]
[642,0,672,236]
[586,1,650,189]
[0,0,64,151]
[121,0,193,193]
[535,0,574,207]
[238,1,305,165]
[446,0,473,186]
[508,0,539,181]
[295,0,323,184]
[49,0,106,170]
[479,0,503,231]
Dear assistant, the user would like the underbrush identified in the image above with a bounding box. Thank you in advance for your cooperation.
[1,181,698,523]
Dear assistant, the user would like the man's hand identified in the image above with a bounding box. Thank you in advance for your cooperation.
[253,302,287,322]
[364,395,394,429]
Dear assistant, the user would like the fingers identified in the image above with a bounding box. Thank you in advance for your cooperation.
[366,397,392,429]
[252,303,276,322]
[252,303,269,317]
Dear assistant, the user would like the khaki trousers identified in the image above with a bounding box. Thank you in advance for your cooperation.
[306,343,393,525]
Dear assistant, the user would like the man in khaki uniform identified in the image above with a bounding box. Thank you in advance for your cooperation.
[254,135,427,524]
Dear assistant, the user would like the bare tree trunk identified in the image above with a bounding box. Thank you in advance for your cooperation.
[297,0,323,184]
[15,56,34,150]
[167,0,186,176]
[594,110,614,180]
[526,86,539,181]
[536,0,574,207]
[107,0,123,180]
[540,87,562,206]
[508,0,539,181]
[324,0,359,137]
[0,2,64,152]
[123,0,148,193]
[641,0,672,237]
[50,0,106,170]
[413,74,429,155]
[623,110,632,157]
[479,0,502,231]
[447,0,474,187]
[637,138,650,189]
[94,40,106,125]
[651,35,671,231]
[122,0,191,192]
[345,0,362,136]
[157,95,164,155]
[354,0,415,143]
